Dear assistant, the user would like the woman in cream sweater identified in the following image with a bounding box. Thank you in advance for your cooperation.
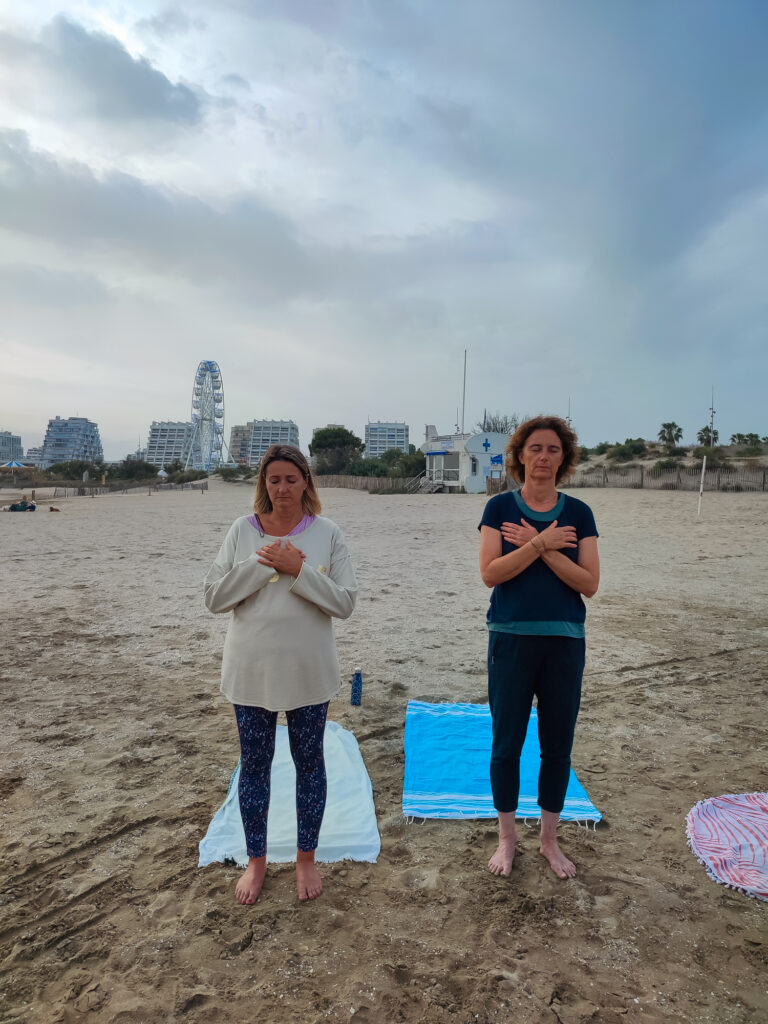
[205,445,357,904]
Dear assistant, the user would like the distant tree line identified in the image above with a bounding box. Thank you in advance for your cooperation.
[38,458,207,485]
[309,426,426,478]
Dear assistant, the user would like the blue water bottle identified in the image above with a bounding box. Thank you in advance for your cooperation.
[351,667,363,706]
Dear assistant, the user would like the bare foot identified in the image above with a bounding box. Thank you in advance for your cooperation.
[296,850,322,900]
[488,838,516,876]
[235,856,267,904]
[488,811,517,876]
[539,839,576,879]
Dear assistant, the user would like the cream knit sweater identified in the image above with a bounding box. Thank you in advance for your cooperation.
[204,515,358,710]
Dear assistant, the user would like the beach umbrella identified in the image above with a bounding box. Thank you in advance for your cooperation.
[1,460,27,485]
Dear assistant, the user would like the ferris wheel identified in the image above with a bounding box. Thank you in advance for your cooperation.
[185,360,226,471]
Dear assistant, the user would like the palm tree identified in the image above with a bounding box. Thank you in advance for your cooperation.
[697,426,719,446]
[658,422,683,449]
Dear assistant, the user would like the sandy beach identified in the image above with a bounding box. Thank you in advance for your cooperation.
[1,480,767,1024]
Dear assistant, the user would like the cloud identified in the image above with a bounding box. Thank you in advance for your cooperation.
[0,263,113,307]
[0,131,528,314]
[0,15,204,126]
[220,72,251,91]
[0,130,311,299]
[135,7,205,41]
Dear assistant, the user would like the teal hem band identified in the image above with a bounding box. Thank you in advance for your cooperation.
[488,621,586,638]
[512,489,565,522]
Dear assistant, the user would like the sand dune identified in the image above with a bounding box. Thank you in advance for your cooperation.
[1,481,767,1023]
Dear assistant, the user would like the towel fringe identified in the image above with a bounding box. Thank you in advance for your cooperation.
[685,792,768,903]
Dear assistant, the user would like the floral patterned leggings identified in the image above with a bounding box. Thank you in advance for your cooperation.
[233,701,329,859]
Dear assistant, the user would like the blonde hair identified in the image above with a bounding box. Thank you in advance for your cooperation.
[254,444,321,516]
[505,415,579,484]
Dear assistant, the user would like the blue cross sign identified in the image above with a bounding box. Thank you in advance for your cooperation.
[482,437,491,451]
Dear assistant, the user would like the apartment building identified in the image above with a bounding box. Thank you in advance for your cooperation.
[229,420,300,468]
[0,431,23,462]
[145,421,191,468]
[364,421,409,458]
[40,416,103,467]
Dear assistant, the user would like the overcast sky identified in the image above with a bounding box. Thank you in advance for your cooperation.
[2,1,767,458]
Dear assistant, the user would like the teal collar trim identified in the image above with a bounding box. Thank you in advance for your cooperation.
[489,621,585,638]
[512,489,564,522]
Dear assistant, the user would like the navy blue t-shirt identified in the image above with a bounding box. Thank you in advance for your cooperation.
[479,489,598,637]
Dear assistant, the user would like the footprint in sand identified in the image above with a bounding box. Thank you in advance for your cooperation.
[398,866,441,891]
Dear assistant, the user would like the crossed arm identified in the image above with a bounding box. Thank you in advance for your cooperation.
[204,530,357,618]
[479,518,600,598]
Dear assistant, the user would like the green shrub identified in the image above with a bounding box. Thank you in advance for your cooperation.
[593,441,613,455]
[693,446,729,469]
[115,459,160,480]
[45,460,102,478]
[169,469,209,484]
[607,446,629,461]
[607,438,646,461]
[742,445,763,457]
[655,458,681,471]
[579,446,590,462]
[216,466,253,481]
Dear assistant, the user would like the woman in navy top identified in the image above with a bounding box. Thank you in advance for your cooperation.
[479,416,599,879]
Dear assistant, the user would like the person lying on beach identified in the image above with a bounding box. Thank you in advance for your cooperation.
[479,416,600,879]
[204,444,357,905]
[9,497,35,512]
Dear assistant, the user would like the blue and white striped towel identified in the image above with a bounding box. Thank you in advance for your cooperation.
[402,701,601,822]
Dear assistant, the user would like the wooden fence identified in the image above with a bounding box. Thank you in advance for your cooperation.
[487,466,768,495]
[151,481,208,493]
[51,480,209,497]
[569,466,767,491]
[314,474,414,492]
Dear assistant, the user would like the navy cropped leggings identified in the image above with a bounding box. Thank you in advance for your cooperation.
[233,701,329,859]
[487,632,585,815]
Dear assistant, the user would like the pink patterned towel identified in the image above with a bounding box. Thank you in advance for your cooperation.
[686,793,768,902]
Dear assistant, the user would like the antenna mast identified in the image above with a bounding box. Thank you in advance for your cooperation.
[709,386,716,445]
[461,349,467,433]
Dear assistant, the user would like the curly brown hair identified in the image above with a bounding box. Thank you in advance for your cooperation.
[254,444,322,516]
[505,415,579,484]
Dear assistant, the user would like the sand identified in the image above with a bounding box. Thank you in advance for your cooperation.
[1,481,767,1024]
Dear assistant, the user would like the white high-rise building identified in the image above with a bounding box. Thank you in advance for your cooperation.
[146,421,191,468]
[41,416,103,467]
[364,421,409,458]
[24,446,44,467]
[228,420,300,468]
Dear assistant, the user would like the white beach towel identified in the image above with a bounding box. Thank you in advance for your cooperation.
[198,721,381,866]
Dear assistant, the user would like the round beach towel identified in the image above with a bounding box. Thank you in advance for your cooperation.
[686,792,768,902]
